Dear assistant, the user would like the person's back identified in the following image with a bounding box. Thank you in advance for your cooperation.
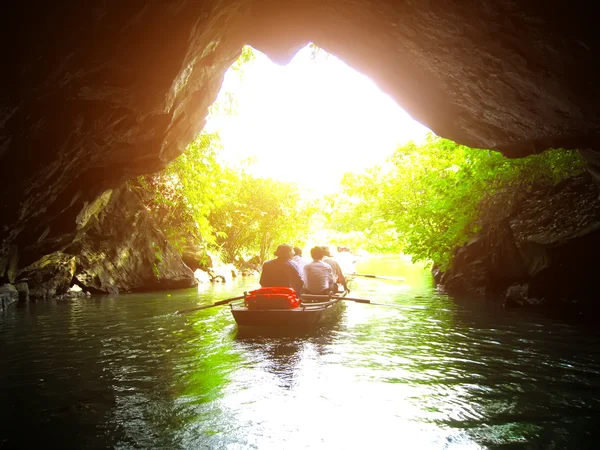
[260,244,303,294]
[303,246,335,295]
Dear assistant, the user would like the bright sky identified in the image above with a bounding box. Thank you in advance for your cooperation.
[205,45,430,197]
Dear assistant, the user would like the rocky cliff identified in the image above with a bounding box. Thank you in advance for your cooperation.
[5,185,197,304]
[438,174,600,309]
[68,185,197,294]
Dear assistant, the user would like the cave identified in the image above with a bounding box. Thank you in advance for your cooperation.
[1,1,600,290]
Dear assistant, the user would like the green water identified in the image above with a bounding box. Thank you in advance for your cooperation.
[1,255,600,449]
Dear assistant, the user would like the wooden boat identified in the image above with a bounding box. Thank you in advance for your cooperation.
[230,291,347,327]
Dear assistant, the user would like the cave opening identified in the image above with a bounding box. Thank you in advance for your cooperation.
[3,4,600,448]
[201,44,431,197]
[1,1,598,306]
[138,43,435,274]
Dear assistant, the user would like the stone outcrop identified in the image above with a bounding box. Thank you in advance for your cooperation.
[67,185,196,294]
[13,282,30,303]
[17,252,77,300]
[2,1,600,280]
[0,284,19,312]
[181,244,212,272]
[438,175,600,308]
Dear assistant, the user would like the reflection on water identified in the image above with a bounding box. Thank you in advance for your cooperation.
[1,255,600,449]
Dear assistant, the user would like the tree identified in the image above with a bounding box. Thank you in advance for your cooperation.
[131,131,224,253]
[209,170,312,263]
[329,134,585,268]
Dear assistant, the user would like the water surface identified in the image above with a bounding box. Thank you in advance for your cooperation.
[1,256,600,449]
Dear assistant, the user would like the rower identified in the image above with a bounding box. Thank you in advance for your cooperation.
[321,246,348,293]
[259,244,303,294]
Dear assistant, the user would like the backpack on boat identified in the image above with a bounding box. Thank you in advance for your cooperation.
[245,287,300,310]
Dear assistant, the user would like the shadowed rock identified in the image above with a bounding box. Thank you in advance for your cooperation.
[68,185,196,294]
[439,175,600,308]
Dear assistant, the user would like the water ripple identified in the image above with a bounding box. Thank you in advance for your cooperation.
[1,271,600,448]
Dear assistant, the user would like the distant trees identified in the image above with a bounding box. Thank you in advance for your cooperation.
[328,134,585,268]
[209,172,312,263]
[134,131,311,264]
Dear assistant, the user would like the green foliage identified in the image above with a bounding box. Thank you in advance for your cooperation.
[151,242,163,279]
[132,132,223,250]
[135,131,311,265]
[232,45,256,73]
[330,134,585,269]
[132,45,312,266]
[209,170,312,263]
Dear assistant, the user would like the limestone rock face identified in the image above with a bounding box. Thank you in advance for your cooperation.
[1,1,600,277]
[0,284,19,312]
[13,282,30,303]
[17,252,77,300]
[439,175,600,308]
[69,185,196,294]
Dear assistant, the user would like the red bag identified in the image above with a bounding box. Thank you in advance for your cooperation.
[246,287,300,310]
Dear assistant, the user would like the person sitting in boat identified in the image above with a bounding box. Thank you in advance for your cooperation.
[291,246,307,282]
[259,244,304,294]
[303,246,336,295]
[321,245,348,293]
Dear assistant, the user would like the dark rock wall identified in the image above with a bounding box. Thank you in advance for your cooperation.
[67,185,196,294]
[17,252,77,300]
[0,284,19,312]
[0,1,245,274]
[2,1,600,282]
[439,175,600,308]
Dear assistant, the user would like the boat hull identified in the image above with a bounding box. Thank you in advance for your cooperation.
[231,299,345,327]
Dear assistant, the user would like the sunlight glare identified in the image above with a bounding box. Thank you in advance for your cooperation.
[205,45,430,197]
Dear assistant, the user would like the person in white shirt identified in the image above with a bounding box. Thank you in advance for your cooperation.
[322,246,348,293]
[303,246,336,295]
[291,246,307,282]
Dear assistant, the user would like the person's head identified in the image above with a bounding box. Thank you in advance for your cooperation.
[293,246,302,257]
[274,244,294,260]
[321,245,332,257]
[310,246,326,261]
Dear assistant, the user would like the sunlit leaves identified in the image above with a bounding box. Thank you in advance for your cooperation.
[209,172,311,263]
[329,134,585,269]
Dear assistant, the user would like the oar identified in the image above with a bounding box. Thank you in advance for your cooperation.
[301,294,402,308]
[176,295,245,314]
[353,273,406,282]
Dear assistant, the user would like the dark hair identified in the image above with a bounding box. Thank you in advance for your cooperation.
[274,244,293,257]
[310,246,326,260]
[321,245,331,257]
[293,246,302,256]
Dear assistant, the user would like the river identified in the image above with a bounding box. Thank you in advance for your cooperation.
[1,256,600,449]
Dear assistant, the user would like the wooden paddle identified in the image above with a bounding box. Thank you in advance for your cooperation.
[353,273,406,282]
[301,293,402,308]
[176,295,245,314]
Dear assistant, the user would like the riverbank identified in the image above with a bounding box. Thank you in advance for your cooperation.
[437,173,600,310]
[0,184,262,312]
